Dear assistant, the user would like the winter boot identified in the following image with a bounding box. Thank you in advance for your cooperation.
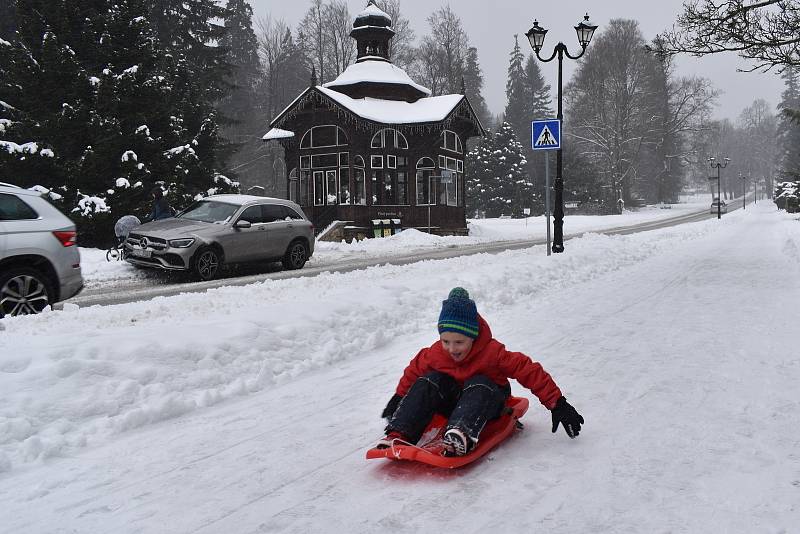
[442,427,474,457]
[376,431,410,449]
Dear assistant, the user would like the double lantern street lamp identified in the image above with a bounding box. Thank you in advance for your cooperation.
[709,156,729,220]
[526,14,597,254]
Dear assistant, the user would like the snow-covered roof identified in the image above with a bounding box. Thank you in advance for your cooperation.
[323,61,431,96]
[355,3,391,24]
[262,128,295,141]
[316,86,464,124]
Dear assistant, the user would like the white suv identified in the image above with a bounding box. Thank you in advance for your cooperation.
[0,183,83,317]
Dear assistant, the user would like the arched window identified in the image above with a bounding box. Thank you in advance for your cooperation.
[300,125,349,149]
[417,157,435,169]
[370,128,408,149]
[441,130,463,153]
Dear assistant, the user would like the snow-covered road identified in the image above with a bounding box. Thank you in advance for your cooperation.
[1,202,797,533]
[71,201,710,305]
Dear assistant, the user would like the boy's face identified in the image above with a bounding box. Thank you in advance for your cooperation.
[440,331,474,363]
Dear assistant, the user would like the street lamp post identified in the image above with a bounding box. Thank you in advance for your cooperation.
[526,14,598,253]
[709,156,729,220]
[739,172,746,210]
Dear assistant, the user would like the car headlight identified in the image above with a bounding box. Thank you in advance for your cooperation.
[168,238,196,248]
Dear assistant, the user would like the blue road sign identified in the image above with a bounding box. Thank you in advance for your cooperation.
[532,119,561,150]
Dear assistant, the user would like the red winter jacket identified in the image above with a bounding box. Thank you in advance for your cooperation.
[395,315,563,409]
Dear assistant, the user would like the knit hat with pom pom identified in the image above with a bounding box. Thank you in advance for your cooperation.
[437,287,479,339]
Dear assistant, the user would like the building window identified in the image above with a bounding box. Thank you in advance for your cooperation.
[416,158,435,205]
[439,176,457,206]
[354,156,366,205]
[370,128,408,149]
[354,169,366,205]
[340,167,351,204]
[441,130,463,153]
[371,155,383,169]
[387,155,397,169]
[371,171,380,204]
[326,170,338,205]
[300,156,310,169]
[397,171,407,205]
[313,171,325,205]
[300,170,310,206]
[300,125,349,148]
[288,168,298,203]
[311,153,338,168]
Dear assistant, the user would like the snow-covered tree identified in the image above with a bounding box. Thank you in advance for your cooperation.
[466,122,532,217]
[777,66,800,181]
[0,0,236,245]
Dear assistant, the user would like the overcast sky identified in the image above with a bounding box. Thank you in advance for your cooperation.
[250,0,786,123]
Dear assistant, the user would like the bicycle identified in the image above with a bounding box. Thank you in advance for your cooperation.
[105,215,141,262]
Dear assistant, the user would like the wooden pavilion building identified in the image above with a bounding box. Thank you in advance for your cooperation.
[263,1,485,240]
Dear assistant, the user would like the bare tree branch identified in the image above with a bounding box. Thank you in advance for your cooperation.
[657,0,800,72]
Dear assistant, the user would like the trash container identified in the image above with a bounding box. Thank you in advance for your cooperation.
[371,219,385,238]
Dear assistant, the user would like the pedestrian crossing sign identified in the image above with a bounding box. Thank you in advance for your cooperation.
[532,119,561,150]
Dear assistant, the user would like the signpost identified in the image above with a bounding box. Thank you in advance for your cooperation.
[532,119,561,256]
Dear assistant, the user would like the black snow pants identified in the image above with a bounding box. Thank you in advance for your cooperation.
[386,371,510,443]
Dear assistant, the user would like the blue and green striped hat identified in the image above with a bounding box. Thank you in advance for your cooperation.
[437,287,479,339]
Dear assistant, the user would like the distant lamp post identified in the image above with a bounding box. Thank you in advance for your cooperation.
[739,172,746,210]
[526,14,598,253]
[709,156,729,219]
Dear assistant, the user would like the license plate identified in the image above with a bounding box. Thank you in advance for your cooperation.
[131,249,152,258]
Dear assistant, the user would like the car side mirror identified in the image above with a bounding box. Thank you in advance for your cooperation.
[234,219,252,229]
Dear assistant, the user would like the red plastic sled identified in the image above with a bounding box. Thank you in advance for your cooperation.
[366,396,529,468]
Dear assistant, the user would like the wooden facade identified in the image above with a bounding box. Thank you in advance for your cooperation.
[264,2,484,239]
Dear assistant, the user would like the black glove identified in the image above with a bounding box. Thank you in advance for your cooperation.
[551,396,584,438]
[381,394,403,420]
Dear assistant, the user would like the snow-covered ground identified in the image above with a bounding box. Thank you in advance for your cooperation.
[79,198,710,290]
[2,200,798,533]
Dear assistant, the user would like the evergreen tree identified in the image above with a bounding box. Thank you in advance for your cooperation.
[524,54,553,208]
[504,36,531,147]
[462,46,491,130]
[0,0,236,245]
[465,122,531,217]
[465,135,495,217]
[218,0,264,190]
[0,0,16,41]
[148,0,229,172]
[777,66,800,181]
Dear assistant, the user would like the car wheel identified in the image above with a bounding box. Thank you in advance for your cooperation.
[282,240,308,270]
[193,247,222,281]
[0,268,55,318]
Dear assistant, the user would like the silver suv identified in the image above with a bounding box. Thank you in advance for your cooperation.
[124,194,315,281]
[0,183,84,317]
